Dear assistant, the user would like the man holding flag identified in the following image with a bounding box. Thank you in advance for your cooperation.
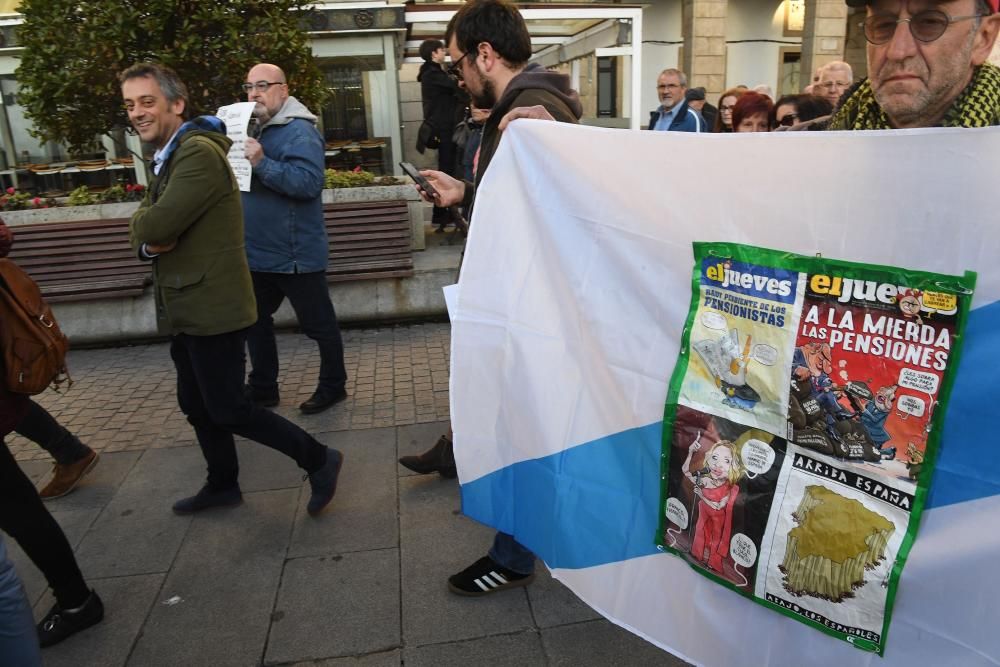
[400,0,582,596]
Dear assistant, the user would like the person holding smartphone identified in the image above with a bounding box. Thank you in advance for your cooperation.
[400,0,582,598]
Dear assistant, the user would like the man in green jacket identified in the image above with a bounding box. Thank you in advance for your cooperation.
[123,63,343,517]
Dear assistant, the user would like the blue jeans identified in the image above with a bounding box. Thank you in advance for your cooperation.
[170,329,328,491]
[246,271,347,395]
[489,531,535,575]
[0,536,40,666]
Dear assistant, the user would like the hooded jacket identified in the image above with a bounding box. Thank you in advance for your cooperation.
[469,63,583,205]
[129,129,257,336]
[242,96,328,274]
[418,60,462,138]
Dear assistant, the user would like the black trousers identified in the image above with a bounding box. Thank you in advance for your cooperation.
[433,139,458,226]
[170,329,327,491]
[0,440,89,609]
[246,271,347,396]
[15,400,89,465]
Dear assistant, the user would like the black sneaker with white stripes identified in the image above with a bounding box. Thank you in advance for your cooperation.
[447,555,535,596]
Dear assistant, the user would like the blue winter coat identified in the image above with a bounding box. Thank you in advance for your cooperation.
[242,97,328,274]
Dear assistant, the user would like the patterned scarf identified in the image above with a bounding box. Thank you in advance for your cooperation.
[828,63,1000,130]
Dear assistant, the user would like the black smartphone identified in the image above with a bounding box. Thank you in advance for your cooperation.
[399,162,439,200]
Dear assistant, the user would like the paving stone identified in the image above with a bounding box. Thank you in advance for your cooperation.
[265,550,400,664]
[541,619,690,666]
[127,489,298,667]
[36,573,164,667]
[278,650,401,666]
[403,631,545,666]
[7,507,102,606]
[527,566,602,629]
[39,451,141,512]
[289,428,397,557]
[399,476,533,646]
[232,439,309,493]
[72,447,205,579]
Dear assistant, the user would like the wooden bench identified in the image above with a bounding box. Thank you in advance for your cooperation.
[7,218,151,303]
[7,199,414,303]
[324,200,414,281]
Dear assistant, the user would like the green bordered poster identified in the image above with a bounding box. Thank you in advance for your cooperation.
[656,242,975,655]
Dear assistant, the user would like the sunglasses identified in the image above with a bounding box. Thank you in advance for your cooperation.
[778,113,799,127]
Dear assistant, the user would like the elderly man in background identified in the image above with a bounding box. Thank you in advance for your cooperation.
[648,68,705,132]
[815,61,854,108]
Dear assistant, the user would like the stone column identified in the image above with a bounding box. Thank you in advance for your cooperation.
[800,0,850,87]
[843,8,868,80]
[681,0,728,101]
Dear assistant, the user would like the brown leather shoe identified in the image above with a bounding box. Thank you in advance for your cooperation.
[39,449,99,500]
[398,435,457,478]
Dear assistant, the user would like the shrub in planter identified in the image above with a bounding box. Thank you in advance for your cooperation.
[67,185,99,206]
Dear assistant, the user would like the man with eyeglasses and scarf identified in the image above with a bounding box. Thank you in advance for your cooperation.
[829,0,1000,129]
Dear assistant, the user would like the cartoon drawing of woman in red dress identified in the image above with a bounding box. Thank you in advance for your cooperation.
[682,438,746,572]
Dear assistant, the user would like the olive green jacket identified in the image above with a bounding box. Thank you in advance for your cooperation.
[129,130,257,336]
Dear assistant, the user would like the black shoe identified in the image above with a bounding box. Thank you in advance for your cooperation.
[172,485,243,515]
[447,556,534,597]
[398,435,456,478]
[37,590,104,648]
[244,384,279,408]
[299,388,348,415]
[307,447,344,516]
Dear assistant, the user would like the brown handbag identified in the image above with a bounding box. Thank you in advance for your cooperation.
[0,258,71,394]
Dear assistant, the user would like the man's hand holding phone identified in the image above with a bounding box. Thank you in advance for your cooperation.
[401,162,465,208]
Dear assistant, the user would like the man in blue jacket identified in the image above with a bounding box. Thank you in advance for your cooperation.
[648,68,705,132]
[242,63,349,415]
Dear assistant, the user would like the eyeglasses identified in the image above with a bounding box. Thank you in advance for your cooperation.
[448,52,470,81]
[817,80,851,89]
[242,80,285,93]
[861,10,984,45]
[777,113,799,127]
[721,104,735,112]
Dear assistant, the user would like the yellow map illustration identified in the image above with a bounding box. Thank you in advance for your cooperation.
[781,485,894,602]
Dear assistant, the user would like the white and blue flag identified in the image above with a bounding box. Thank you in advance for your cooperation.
[448,122,1000,666]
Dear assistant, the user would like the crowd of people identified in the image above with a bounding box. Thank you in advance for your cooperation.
[1,0,998,660]
[649,63,845,134]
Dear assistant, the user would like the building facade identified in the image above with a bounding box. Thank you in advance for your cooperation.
[0,0,879,192]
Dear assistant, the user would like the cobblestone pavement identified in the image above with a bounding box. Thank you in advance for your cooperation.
[10,323,452,461]
[6,323,689,667]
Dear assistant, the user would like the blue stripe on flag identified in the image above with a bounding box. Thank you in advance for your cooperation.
[928,299,1000,509]
[461,423,664,569]
[460,301,999,570]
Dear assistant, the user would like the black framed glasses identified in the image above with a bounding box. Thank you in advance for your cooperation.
[861,10,983,45]
[447,52,470,81]
[242,80,285,93]
[777,113,799,127]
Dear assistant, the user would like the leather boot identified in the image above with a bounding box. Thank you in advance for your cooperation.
[399,435,456,478]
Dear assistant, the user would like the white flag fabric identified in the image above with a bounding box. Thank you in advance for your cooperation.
[448,121,1000,667]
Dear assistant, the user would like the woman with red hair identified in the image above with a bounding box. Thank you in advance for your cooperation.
[732,91,774,133]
